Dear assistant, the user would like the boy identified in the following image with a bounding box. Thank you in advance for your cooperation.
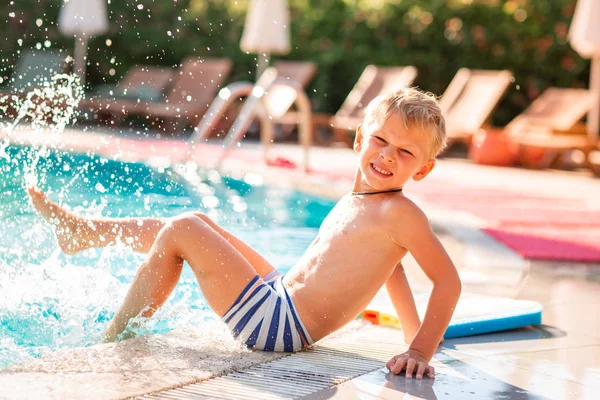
[28,88,461,380]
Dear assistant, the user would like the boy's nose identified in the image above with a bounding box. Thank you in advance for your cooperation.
[380,148,395,162]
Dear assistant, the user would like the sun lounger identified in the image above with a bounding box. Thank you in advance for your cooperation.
[86,65,175,102]
[81,57,232,132]
[292,65,418,146]
[1,49,66,94]
[505,88,595,169]
[79,65,175,123]
[0,49,67,116]
[441,68,514,145]
[588,142,600,177]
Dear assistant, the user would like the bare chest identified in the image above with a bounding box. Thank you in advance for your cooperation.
[318,197,379,238]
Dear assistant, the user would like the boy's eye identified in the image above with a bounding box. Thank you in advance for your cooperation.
[400,149,414,156]
[374,136,386,144]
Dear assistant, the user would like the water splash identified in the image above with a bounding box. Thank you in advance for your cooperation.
[0,137,332,369]
[1,73,84,135]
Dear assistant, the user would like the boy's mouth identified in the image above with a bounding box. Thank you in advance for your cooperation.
[370,163,393,177]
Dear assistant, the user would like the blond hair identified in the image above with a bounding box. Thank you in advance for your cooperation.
[363,88,447,158]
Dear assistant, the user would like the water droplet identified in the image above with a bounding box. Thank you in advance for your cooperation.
[36,18,43,27]
[202,196,220,209]
[95,183,106,193]
[137,4,144,10]
[167,31,172,36]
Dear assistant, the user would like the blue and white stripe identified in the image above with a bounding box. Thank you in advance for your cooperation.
[222,272,313,352]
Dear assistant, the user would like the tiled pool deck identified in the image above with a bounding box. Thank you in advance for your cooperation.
[1,126,600,399]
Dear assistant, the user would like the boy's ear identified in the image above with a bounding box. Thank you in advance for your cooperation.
[412,159,436,181]
[353,124,364,153]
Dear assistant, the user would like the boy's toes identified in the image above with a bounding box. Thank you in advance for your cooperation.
[27,185,44,198]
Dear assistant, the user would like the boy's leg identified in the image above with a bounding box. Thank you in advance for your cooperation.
[104,212,262,341]
[28,187,276,278]
[28,186,164,254]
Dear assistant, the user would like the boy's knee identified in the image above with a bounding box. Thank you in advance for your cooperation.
[192,212,211,224]
[157,214,210,252]
[166,213,208,234]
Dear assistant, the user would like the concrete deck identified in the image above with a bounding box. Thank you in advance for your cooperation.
[1,126,599,399]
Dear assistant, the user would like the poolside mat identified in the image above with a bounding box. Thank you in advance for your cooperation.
[405,181,600,262]
[362,291,542,339]
[483,225,600,262]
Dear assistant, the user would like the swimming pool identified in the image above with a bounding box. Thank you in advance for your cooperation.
[0,143,335,369]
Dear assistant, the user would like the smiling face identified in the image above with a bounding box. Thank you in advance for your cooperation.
[352,112,436,193]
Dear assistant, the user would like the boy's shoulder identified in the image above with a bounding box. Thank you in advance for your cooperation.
[379,193,429,226]
[379,194,433,250]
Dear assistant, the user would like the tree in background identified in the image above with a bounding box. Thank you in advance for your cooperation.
[0,0,589,125]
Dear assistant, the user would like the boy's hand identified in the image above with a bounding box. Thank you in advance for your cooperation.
[386,349,435,379]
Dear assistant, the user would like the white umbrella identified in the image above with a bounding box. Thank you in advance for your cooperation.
[58,0,109,85]
[569,0,600,140]
[240,0,290,78]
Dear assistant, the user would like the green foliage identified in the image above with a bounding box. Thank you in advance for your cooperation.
[0,0,589,124]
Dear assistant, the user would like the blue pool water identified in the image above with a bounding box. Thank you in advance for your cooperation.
[0,143,335,369]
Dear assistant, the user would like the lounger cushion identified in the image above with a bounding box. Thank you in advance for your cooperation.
[94,84,162,102]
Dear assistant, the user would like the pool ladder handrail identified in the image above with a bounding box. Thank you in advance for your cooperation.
[187,67,313,172]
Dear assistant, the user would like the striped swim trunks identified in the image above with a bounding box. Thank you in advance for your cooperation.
[221,270,314,352]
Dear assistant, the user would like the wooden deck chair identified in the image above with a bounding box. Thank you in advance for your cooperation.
[588,141,600,177]
[441,68,514,145]
[306,65,418,146]
[1,49,66,94]
[114,65,174,101]
[505,88,595,169]
[585,139,600,178]
[80,65,175,109]
[1,50,66,116]
[85,57,232,132]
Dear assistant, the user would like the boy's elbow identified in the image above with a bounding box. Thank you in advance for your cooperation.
[450,272,462,294]
[454,271,462,291]
[454,276,462,298]
[440,274,462,300]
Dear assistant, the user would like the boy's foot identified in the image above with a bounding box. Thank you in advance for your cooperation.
[101,325,118,343]
[101,320,140,343]
[27,186,89,255]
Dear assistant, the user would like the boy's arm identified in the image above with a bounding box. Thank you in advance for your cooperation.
[385,262,421,343]
[386,201,461,372]
[406,229,461,360]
